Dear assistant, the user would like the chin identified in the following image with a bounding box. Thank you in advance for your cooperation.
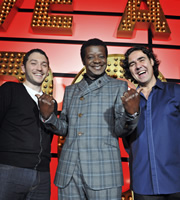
[95,71,104,75]
[33,80,43,85]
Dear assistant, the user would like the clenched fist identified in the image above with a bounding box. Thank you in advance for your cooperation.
[121,88,141,115]
[36,93,55,120]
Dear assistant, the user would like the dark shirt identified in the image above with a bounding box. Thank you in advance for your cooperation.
[124,79,180,195]
[83,72,105,85]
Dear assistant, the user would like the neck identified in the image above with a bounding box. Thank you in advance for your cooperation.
[84,72,105,80]
[139,77,156,99]
[24,81,42,93]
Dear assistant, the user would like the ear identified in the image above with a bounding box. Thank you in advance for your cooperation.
[45,68,50,77]
[82,59,85,66]
[150,58,154,67]
[21,65,25,73]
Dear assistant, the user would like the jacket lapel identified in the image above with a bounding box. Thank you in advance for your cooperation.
[77,73,111,96]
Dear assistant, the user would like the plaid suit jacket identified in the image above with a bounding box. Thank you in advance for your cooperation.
[46,73,138,190]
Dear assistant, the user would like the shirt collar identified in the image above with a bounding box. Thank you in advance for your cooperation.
[154,78,165,90]
[83,72,106,85]
[23,83,43,105]
[137,78,164,90]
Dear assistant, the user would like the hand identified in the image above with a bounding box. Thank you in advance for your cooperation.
[35,93,55,120]
[121,88,141,115]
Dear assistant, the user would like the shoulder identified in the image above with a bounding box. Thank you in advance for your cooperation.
[0,82,24,100]
[65,78,85,90]
[162,81,180,90]
[107,76,128,87]
[64,83,77,91]
[162,81,180,98]
[1,83,26,99]
[0,81,22,90]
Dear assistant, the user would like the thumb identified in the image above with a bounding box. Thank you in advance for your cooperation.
[137,88,143,94]
[35,94,40,99]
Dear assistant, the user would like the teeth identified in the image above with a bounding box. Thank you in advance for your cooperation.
[35,73,42,76]
[94,66,101,69]
[138,71,145,75]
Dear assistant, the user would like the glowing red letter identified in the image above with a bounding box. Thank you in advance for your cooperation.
[117,0,171,39]
[31,0,73,35]
[0,0,24,31]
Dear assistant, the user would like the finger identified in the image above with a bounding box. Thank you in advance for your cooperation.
[128,88,136,92]
[127,88,137,96]
[41,99,52,105]
[123,92,127,97]
[133,92,139,97]
[125,89,135,96]
[121,96,125,100]
[123,91,130,97]
[47,97,55,104]
[127,88,141,97]
[121,96,125,104]
[128,94,136,101]
[122,95,132,102]
[137,88,143,93]
[122,91,133,101]
[131,93,135,98]
[35,94,41,99]
[40,94,53,102]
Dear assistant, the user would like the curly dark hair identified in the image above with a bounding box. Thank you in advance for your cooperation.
[122,46,160,83]
[80,38,108,64]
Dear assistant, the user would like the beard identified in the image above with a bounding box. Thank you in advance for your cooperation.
[25,73,44,86]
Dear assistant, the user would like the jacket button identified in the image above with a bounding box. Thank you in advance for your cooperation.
[80,97,84,100]
[78,132,83,136]
[78,113,83,117]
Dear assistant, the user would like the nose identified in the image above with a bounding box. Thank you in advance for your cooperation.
[93,56,101,63]
[136,61,142,69]
[36,63,42,71]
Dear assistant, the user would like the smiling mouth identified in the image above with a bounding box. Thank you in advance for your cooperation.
[34,73,44,78]
[94,66,101,70]
[138,70,146,76]
[92,64,104,70]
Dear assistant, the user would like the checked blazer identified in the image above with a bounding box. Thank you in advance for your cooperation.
[45,73,138,190]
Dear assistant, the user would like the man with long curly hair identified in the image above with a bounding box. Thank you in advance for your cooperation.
[122,46,180,200]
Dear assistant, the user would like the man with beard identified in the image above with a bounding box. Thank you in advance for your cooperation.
[0,49,57,200]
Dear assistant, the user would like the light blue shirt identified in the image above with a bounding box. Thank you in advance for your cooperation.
[124,79,180,195]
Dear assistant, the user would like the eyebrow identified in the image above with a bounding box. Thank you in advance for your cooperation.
[137,56,145,61]
[29,59,48,64]
[129,56,145,66]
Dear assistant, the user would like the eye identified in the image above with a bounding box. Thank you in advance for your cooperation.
[42,64,48,67]
[129,62,135,67]
[140,58,145,62]
[99,55,105,59]
[31,62,37,65]
[87,55,93,59]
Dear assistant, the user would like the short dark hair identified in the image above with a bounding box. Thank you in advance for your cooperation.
[80,38,108,63]
[23,48,49,67]
[122,46,160,83]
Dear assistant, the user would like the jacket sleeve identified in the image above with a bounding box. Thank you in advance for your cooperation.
[0,82,12,123]
[114,81,139,137]
[43,88,68,136]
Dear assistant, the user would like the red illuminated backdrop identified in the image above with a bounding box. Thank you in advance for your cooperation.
[0,0,179,199]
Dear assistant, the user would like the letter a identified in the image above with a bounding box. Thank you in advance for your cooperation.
[117,0,171,39]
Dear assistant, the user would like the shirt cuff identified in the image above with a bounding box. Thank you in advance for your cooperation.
[126,111,140,119]
[40,114,53,123]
